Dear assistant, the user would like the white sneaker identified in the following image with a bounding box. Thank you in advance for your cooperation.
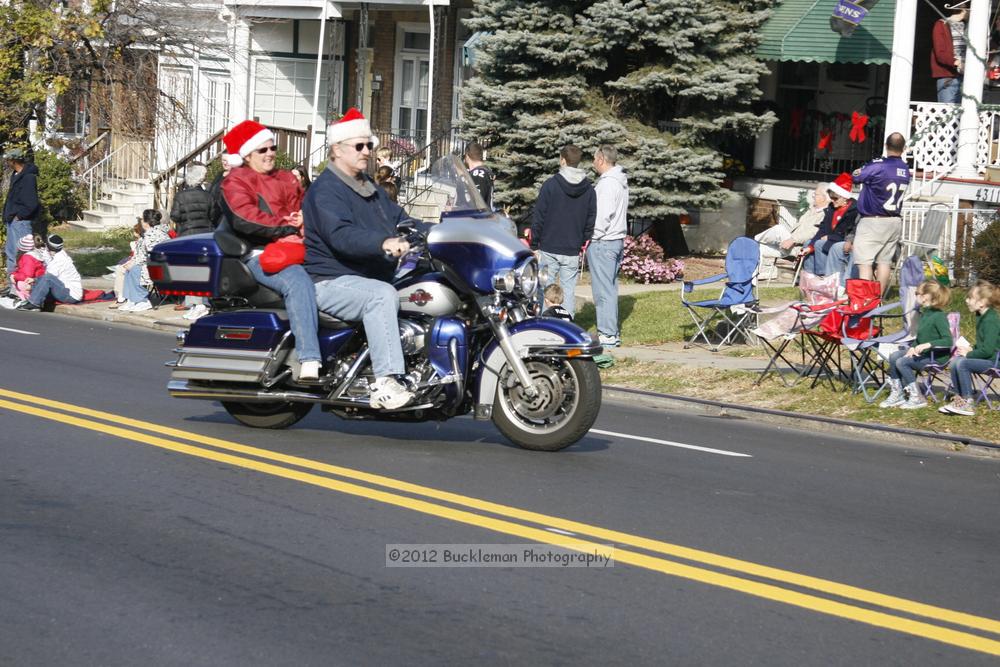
[183,304,209,320]
[369,376,414,410]
[598,335,620,348]
[119,300,137,311]
[299,360,321,381]
[129,300,153,312]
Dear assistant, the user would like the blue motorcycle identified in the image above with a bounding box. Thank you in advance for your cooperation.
[149,156,602,451]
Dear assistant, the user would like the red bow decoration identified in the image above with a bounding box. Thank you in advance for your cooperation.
[817,128,833,152]
[849,111,869,143]
[789,108,805,138]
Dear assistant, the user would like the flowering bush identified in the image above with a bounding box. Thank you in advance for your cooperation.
[619,234,684,284]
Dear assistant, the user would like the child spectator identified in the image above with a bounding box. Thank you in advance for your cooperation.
[542,283,573,321]
[375,146,400,172]
[118,209,170,312]
[16,234,82,310]
[880,280,953,410]
[10,234,46,301]
[940,280,1000,416]
[110,223,143,308]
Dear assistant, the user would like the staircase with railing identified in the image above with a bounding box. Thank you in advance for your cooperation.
[72,138,155,231]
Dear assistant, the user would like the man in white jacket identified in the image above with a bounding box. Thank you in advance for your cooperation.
[17,235,82,310]
[587,145,629,348]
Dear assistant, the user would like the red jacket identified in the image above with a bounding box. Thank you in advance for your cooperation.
[221,167,304,248]
[931,19,959,79]
[11,253,45,283]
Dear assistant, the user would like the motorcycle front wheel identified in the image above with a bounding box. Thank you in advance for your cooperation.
[492,357,601,451]
[221,400,313,429]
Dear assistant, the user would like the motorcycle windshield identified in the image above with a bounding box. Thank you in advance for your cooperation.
[425,154,489,215]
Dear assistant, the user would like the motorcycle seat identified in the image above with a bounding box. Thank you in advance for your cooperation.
[255,308,354,330]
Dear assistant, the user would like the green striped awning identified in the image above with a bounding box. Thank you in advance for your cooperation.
[757,0,896,65]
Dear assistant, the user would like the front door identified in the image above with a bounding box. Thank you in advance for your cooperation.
[393,24,430,147]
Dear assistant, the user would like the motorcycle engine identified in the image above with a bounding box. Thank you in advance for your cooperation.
[398,320,427,356]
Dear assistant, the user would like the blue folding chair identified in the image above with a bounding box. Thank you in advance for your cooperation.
[682,236,760,351]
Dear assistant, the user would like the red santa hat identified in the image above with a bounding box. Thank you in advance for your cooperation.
[828,172,854,199]
[223,120,275,167]
[327,107,379,148]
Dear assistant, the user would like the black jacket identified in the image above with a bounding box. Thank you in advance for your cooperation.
[807,200,859,249]
[170,185,218,237]
[530,170,596,255]
[3,163,40,224]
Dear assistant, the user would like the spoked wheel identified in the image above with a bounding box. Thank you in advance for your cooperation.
[221,401,313,429]
[492,358,601,451]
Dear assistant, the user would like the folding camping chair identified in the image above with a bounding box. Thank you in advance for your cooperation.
[753,271,841,386]
[843,255,924,403]
[796,278,882,390]
[916,311,961,402]
[681,236,760,351]
[971,352,1000,410]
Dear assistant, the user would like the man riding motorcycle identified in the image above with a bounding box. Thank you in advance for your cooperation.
[303,108,417,410]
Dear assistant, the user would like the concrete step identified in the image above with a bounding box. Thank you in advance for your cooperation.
[107,188,154,204]
[81,209,134,230]
[65,218,108,232]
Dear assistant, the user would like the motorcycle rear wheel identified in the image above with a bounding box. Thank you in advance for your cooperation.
[221,401,313,429]
[492,357,601,451]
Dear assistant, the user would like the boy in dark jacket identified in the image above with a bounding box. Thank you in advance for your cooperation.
[530,145,596,315]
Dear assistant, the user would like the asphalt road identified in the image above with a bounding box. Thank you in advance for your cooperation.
[2,310,999,665]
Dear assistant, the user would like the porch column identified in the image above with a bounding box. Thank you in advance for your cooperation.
[953,0,989,178]
[426,1,435,156]
[310,1,330,176]
[227,12,253,122]
[753,62,778,170]
[884,0,916,145]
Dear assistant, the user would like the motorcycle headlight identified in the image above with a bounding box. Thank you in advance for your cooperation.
[515,257,538,296]
[492,270,516,293]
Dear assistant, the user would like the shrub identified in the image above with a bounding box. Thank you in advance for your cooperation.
[970,212,1000,284]
[619,234,684,284]
[33,149,82,227]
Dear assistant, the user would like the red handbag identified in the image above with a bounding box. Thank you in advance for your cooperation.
[259,238,306,274]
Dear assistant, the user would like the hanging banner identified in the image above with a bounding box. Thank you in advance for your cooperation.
[830,0,880,37]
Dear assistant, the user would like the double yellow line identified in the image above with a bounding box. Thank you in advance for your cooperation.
[2,386,998,656]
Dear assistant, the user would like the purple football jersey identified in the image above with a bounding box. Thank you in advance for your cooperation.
[854,156,911,217]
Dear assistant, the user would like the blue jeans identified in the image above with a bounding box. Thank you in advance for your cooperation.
[824,241,856,286]
[888,349,936,386]
[246,257,320,363]
[949,356,997,398]
[5,219,32,271]
[29,272,78,306]
[538,251,580,315]
[803,239,833,276]
[586,239,624,339]
[936,77,961,104]
[122,265,149,303]
[314,275,403,377]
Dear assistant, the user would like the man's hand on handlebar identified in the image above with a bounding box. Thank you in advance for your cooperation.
[382,236,411,258]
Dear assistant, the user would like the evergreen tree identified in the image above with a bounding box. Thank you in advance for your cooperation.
[462,0,777,222]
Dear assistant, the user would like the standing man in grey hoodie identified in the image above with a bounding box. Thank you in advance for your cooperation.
[530,145,596,316]
[588,144,629,347]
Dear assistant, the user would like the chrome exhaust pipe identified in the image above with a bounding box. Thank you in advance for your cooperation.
[168,380,329,404]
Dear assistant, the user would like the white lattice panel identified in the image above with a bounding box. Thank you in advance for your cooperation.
[909,103,961,171]
[978,108,1000,169]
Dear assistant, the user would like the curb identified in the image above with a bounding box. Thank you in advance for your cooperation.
[51,304,189,333]
[603,386,1000,458]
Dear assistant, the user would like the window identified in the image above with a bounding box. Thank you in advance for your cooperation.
[393,25,431,145]
[253,58,328,130]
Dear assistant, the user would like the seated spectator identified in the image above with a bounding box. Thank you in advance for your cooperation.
[542,283,573,321]
[940,280,1000,416]
[118,209,170,312]
[755,184,828,280]
[291,163,312,192]
[802,173,858,277]
[110,223,143,308]
[9,234,46,301]
[880,280,953,410]
[170,163,216,238]
[16,234,82,310]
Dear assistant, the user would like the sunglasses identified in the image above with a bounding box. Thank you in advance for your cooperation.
[254,145,278,154]
[341,141,374,152]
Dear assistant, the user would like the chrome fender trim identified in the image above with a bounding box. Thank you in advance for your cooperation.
[474,328,568,419]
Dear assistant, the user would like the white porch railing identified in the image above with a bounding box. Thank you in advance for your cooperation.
[81,140,153,209]
[908,102,1000,173]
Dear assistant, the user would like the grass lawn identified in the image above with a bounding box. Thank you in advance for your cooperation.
[599,358,1000,445]
[576,284,978,346]
[52,224,132,278]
